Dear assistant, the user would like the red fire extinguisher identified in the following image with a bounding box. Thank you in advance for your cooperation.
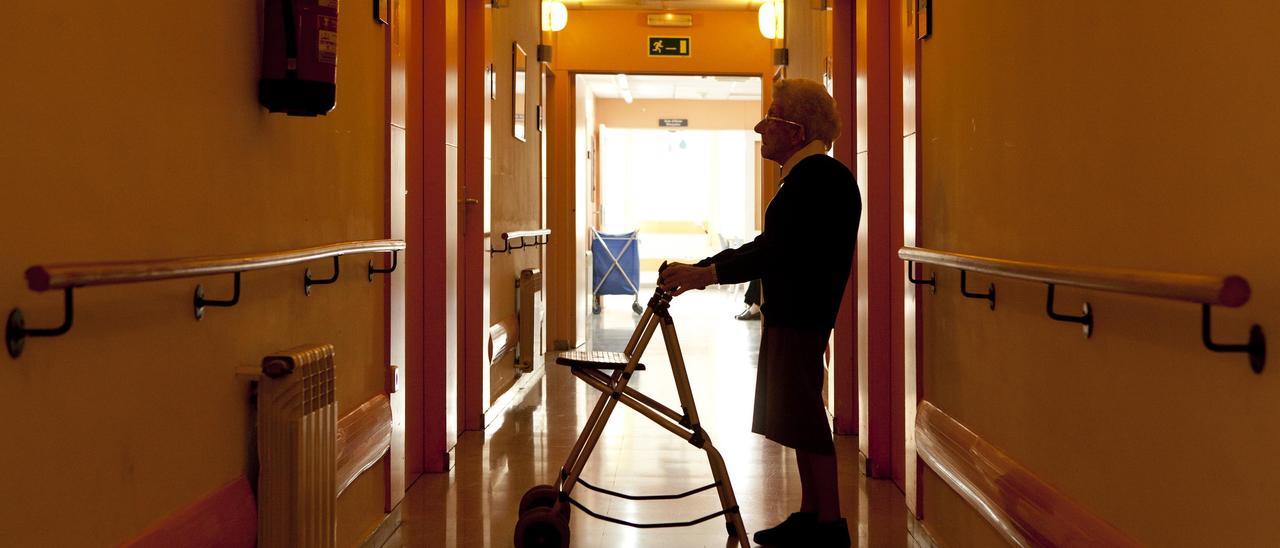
[260,0,339,116]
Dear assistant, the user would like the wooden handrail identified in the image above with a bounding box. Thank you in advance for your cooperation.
[916,401,1139,547]
[900,246,1264,372]
[7,240,404,359]
[25,239,405,292]
[500,229,551,240]
[899,246,1250,307]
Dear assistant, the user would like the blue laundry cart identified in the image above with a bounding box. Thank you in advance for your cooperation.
[591,229,644,315]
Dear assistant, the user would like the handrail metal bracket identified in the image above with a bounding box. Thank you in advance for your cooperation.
[960,270,996,310]
[304,256,341,296]
[7,288,75,359]
[1202,304,1266,374]
[194,272,242,320]
[907,260,937,293]
[488,239,512,255]
[368,250,399,281]
[1046,284,1093,338]
[488,232,551,254]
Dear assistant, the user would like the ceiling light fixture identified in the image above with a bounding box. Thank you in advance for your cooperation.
[542,1,568,32]
[614,74,634,104]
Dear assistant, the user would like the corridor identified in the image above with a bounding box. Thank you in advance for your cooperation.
[6,1,1278,546]
[385,287,919,547]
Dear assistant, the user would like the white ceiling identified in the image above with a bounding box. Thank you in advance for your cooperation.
[564,0,758,10]
[579,74,762,102]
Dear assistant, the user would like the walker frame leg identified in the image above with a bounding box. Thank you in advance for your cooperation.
[560,315,660,494]
[536,286,750,547]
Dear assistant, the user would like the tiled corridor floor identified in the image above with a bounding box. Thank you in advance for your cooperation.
[385,286,919,547]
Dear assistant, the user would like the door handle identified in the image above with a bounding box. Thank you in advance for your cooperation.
[462,198,480,206]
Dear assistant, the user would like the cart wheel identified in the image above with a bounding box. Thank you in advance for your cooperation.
[514,507,570,548]
[518,484,560,516]
[631,301,644,315]
[592,303,601,315]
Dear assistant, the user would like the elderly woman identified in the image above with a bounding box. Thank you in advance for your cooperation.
[658,78,859,547]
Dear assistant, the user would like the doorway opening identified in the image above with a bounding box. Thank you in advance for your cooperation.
[574,73,764,350]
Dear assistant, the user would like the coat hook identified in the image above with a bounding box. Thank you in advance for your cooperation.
[1202,304,1266,374]
[960,270,996,310]
[194,272,242,320]
[368,250,399,281]
[1046,284,1092,338]
[304,256,341,296]
[907,260,936,293]
[7,288,75,359]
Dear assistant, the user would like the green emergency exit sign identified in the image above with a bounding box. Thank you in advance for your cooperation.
[648,36,690,57]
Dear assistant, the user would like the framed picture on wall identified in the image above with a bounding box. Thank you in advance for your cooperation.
[514,43,527,142]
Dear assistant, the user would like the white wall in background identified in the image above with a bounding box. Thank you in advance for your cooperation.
[598,127,757,263]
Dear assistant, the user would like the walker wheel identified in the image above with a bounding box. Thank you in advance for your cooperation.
[514,507,570,548]
[518,484,560,516]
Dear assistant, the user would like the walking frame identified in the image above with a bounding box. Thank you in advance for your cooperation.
[513,271,751,547]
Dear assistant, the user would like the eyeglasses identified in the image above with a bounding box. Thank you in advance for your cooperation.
[759,116,804,131]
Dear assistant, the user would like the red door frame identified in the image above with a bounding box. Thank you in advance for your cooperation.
[459,0,490,435]
[832,0,859,438]
[845,0,908,489]
[406,0,464,476]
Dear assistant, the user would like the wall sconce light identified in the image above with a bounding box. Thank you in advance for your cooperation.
[543,1,568,32]
[758,0,784,40]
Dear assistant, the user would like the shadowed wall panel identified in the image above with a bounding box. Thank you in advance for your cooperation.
[0,2,390,545]
[919,2,1280,545]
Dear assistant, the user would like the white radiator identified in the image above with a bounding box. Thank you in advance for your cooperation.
[257,344,337,548]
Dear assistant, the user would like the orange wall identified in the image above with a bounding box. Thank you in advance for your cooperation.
[0,2,390,545]
[919,2,1280,546]
[553,10,775,76]
[595,98,762,130]
[545,9,775,347]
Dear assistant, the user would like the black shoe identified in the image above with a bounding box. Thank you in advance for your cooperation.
[752,511,817,545]
[808,518,851,547]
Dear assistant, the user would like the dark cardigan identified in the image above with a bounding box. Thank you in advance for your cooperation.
[698,154,860,331]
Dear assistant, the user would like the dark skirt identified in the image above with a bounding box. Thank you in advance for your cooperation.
[752,324,835,455]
